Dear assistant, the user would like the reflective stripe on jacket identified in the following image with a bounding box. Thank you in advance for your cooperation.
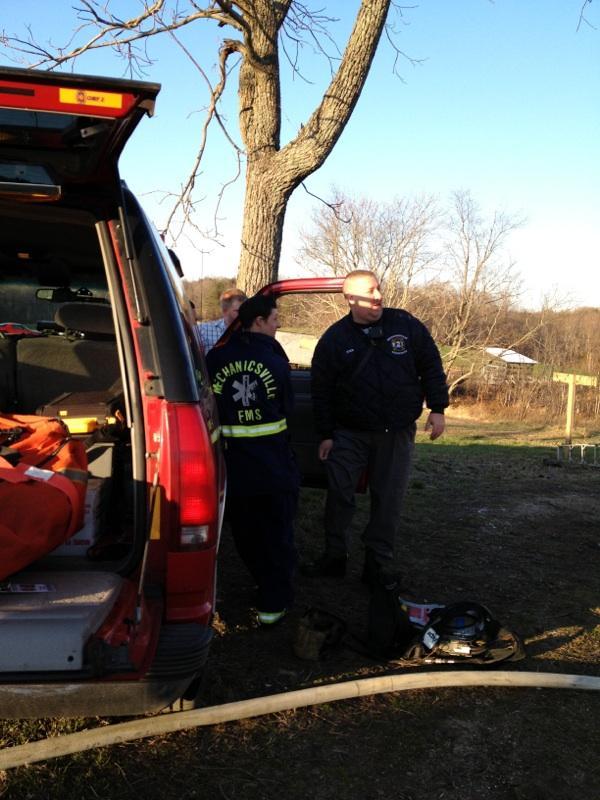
[221,418,288,438]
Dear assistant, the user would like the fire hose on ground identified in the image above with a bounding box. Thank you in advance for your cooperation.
[0,669,599,770]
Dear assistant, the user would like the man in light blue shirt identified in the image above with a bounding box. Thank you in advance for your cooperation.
[198,287,247,352]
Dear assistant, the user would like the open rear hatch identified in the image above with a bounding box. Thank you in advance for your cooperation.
[0,67,159,200]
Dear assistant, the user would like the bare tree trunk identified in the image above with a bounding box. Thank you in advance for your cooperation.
[237,0,391,293]
[238,162,292,292]
[234,0,289,292]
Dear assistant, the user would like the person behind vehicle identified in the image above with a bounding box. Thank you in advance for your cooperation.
[206,294,299,625]
[304,269,449,583]
[198,287,247,353]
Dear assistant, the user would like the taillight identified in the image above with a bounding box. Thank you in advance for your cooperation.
[168,404,218,550]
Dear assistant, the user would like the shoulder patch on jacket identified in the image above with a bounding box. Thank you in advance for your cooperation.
[387,334,408,355]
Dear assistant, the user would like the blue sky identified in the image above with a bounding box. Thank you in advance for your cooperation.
[2,1,599,309]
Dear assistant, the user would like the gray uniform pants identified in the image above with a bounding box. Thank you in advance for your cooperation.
[324,425,416,566]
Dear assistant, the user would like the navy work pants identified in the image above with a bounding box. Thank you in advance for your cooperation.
[227,491,297,613]
[323,425,416,567]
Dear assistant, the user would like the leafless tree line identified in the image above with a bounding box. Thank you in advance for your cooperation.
[186,185,600,421]
[292,189,600,418]
[297,190,541,391]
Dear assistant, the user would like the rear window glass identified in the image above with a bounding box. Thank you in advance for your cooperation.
[0,107,114,183]
[0,108,113,146]
[0,109,76,131]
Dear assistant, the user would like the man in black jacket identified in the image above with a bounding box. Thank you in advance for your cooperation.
[304,270,448,582]
[206,295,299,625]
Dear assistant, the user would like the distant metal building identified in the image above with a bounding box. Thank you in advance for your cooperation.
[483,347,538,384]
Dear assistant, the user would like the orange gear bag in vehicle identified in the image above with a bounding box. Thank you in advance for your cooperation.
[0,414,88,580]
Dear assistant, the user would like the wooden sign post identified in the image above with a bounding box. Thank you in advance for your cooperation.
[552,371,597,443]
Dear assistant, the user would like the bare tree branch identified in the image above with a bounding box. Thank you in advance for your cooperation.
[161,29,243,240]
[300,183,350,223]
[4,2,236,70]
[577,0,596,31]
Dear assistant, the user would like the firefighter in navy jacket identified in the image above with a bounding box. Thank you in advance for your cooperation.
[305,270,449,583]
[206,294,299,626]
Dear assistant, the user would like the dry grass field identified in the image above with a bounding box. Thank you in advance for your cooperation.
[1,410,599,799]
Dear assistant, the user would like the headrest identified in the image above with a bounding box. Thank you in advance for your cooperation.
[54,302,114,338]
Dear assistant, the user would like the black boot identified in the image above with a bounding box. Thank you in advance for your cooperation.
[301,554,347,578]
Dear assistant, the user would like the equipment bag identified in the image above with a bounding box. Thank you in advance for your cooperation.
[0,414,88,580]
[293,607,347,661]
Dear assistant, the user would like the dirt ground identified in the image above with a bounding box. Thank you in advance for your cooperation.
[2,414,599,799]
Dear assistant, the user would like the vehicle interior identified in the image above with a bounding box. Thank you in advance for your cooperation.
[0,198,138,677]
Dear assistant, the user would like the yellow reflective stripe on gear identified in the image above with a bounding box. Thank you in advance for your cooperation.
[221,419,288,438]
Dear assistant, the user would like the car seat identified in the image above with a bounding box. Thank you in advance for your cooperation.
[15,303,121,413]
